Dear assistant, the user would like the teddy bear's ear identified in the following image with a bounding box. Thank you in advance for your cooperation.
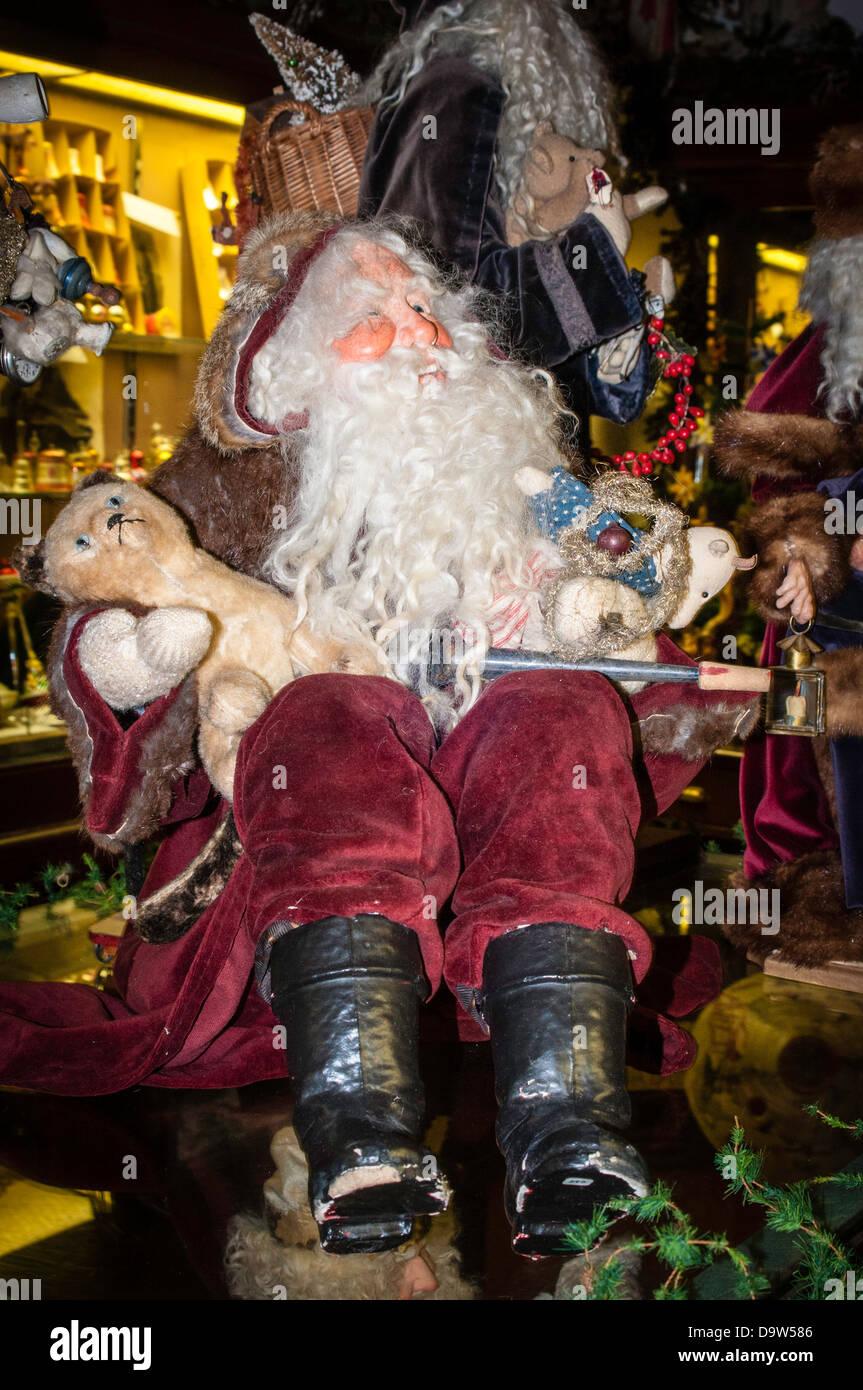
[13,539,56,596]
[77,470,125,492]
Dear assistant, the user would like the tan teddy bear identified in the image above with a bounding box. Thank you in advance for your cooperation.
[22,476,383,798]
[505,123,675,309]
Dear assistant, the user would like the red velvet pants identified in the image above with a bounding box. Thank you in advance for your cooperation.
[234,669,654,1016]
[0,660,721,1093]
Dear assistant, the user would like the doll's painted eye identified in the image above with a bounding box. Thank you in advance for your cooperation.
[75,535,91,551]
[106,495,122,508]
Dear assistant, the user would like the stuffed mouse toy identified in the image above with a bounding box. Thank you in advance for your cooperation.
[18,475,383,798]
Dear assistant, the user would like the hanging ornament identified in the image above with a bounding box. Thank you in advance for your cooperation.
[249,15,361,113]
[610,295,704,480]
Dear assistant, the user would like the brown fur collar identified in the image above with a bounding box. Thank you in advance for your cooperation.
[810,124,863,242]
[194,210,342,452]
[723,851,863,966]
[636,698,760,760]
[745,491,853,623]
[713,410,863,483]
[151,425,300,580]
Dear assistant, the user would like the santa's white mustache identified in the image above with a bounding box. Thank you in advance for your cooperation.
[330,342,476,400]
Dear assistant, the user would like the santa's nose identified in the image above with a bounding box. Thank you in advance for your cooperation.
[396,306,453,351]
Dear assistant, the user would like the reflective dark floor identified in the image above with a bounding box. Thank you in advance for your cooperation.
[2,851,863,1301]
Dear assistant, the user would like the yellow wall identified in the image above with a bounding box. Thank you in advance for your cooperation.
[2,67,242,461]
[41,85,240,340]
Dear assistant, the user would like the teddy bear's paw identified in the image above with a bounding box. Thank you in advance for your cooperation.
[137,607,213,677]
[584,192,631,256]
[205,670,271,734]
[332,640,388,676]
[623,185,668,220]
[78,608,188,709]
[199,721,240,801]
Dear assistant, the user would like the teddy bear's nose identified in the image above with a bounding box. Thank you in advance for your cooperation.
[105,511,145,544]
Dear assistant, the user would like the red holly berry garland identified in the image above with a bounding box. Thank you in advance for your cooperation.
[610,308,704,478]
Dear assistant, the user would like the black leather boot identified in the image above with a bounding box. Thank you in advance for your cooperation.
[481,921,650,1258]
[265,914,449,1254]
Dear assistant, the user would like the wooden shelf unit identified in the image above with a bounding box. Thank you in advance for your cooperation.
[181,158,238,338]
[3,118,144,331]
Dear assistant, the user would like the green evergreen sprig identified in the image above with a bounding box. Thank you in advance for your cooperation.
[68,854,126,916]
[0,854,126,940]
[0,882,37,938]
[564,1106,862,1300]
[563,1178,765,1301]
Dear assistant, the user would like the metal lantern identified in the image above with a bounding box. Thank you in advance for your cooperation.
[764,620,826,737]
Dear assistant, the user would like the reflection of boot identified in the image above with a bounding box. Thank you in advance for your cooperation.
[481,922,649,1258]
[268,914,449,1254]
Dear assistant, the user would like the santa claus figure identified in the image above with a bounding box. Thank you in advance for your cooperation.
[714,124,863,968]
[358,0,667,436]
[5,211,757,1258]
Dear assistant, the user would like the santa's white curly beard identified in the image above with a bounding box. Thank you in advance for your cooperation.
[263,334,565,720]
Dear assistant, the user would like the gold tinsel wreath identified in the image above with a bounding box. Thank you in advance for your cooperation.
[544,473,692,661]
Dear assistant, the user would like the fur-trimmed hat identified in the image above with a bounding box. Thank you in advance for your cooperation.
[194,210,343,452]
[810,123,863,242]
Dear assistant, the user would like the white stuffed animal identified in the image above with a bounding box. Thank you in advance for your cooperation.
[1,297,113,365]
[10,227,75,305]
[663,527,757,628]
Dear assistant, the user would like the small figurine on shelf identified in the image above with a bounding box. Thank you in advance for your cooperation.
[145,421,175,470]
[1,157,122,377]
[212,191,238,248]
[35,448,71,492]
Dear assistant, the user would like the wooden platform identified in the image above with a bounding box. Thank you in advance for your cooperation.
[761,951,863,995]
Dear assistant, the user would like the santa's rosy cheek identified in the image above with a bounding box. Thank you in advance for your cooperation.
[332,317,396,362]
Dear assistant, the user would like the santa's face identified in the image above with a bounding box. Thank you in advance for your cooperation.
[330,240,454,386]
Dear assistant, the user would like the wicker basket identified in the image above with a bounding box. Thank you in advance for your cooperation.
[249,98,375,218]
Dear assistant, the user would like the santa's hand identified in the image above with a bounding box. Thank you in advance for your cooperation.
[775,558,816,624]
[135,607,212,675]
[78,607,212,710]
[514,465,554,497]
